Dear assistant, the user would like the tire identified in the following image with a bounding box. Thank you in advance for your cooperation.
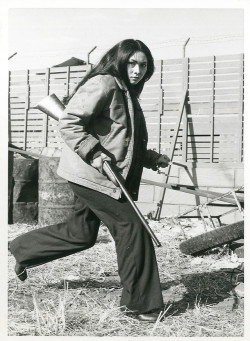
[179,220,244,255]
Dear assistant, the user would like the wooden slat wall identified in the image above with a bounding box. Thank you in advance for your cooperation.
[142,53,244,163]
[9,65,89,150]
[9,54,244,163]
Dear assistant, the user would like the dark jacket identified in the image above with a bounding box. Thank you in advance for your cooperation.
[57,74,159,199]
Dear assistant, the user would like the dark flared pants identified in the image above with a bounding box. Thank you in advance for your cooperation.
[9,182,164,313]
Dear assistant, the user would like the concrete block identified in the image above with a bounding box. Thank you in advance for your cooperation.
[158,204,180,217]
[234,168,244,187]
[136,202,156,215]
[138,184,154,203]
[179,167,235,187]
[158,187,207,206]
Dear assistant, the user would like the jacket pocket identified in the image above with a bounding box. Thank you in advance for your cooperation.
[108,104,128,127]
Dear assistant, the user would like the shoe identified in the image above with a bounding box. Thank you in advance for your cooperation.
[15,262,27,282]
[136,312,161,323]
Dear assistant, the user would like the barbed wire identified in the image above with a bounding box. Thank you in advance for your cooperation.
[9,34,244,58]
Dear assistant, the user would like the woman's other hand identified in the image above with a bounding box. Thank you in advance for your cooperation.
[156,154,170,168]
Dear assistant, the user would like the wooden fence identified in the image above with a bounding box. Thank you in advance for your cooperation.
[9,53,244,164]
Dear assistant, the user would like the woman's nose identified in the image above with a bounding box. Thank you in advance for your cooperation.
[134,64,140,74]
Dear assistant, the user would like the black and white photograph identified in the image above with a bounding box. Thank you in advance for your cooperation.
[1,0,248,339]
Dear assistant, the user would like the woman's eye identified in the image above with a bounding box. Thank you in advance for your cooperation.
[128,61,136,66]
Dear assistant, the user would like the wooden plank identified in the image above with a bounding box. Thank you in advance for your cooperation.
[9,98,26,104]
[189,55,220,63]
[69,71,87,78]
[189,70,214,77]
[140,91,160,99]
[28,68,48,74]
[9,80,30,86]
[146,78,165,86]
[215,88,241,95]
[9,83,34,89]
[188,102,241,110]
[162,90,183,98]
[189,62,213,71]
[215,60,242,68]
[9,69,27,76]
[188,74,213,84]
[29,74,47,82]
[162,58,184,65]
[215,53,241,61]
[214,115,242,123]
[27,124,44,130]
[9,103,26,109]
[49,79,68,86]
[9,75,29,82]
[26,141,46,148]
[140,98,159,105]
[48,84,67,91]
[68,65,88,72]
[50,66,70,73]
[214,67,241,75]
[50,71,68,78]
[29,88,48,95]
[161,71,183,79]
[162,64,183,72]
[186,147,237,154]
[161,78,183,86]
[215,74,241,82]
[11,131,26,137]
[161,83,183,91]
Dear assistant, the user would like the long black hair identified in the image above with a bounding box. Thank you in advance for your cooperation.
[63,39,154,104]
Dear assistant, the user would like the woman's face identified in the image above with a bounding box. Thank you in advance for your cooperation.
[127,51,148,85]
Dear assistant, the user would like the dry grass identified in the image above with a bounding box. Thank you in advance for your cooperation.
[8,218,244,337]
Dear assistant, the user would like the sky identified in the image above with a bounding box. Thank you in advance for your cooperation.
[7,7,244,70]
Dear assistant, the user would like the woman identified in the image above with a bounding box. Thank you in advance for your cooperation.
[9,39,170,322]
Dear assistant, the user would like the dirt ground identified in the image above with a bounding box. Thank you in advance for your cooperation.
[8,218,244,337]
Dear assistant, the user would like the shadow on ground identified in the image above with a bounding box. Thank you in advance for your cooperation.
[45,269,242,315]
[161,270,242,315]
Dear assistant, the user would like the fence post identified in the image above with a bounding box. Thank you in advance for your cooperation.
[66,65,70,97]
[42,68,50,147]
[24,69,30,150]
[210,56,215,163]
[157,60,163,153]
[238,53,244,162]
[182,58,189,162]
[8,71,12,145]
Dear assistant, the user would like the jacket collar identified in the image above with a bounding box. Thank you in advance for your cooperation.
[114,77,128,92]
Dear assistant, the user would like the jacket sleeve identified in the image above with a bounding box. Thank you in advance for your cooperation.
[143,149,161,171]
[58,76,109,161]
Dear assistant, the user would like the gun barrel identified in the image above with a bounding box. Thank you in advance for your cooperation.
[103,161,161,247]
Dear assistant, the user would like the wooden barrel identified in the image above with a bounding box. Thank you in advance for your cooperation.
[38,157,75,226]
[12,157,38,224]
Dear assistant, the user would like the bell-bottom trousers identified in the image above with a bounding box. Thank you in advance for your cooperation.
[9,182,164,314]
